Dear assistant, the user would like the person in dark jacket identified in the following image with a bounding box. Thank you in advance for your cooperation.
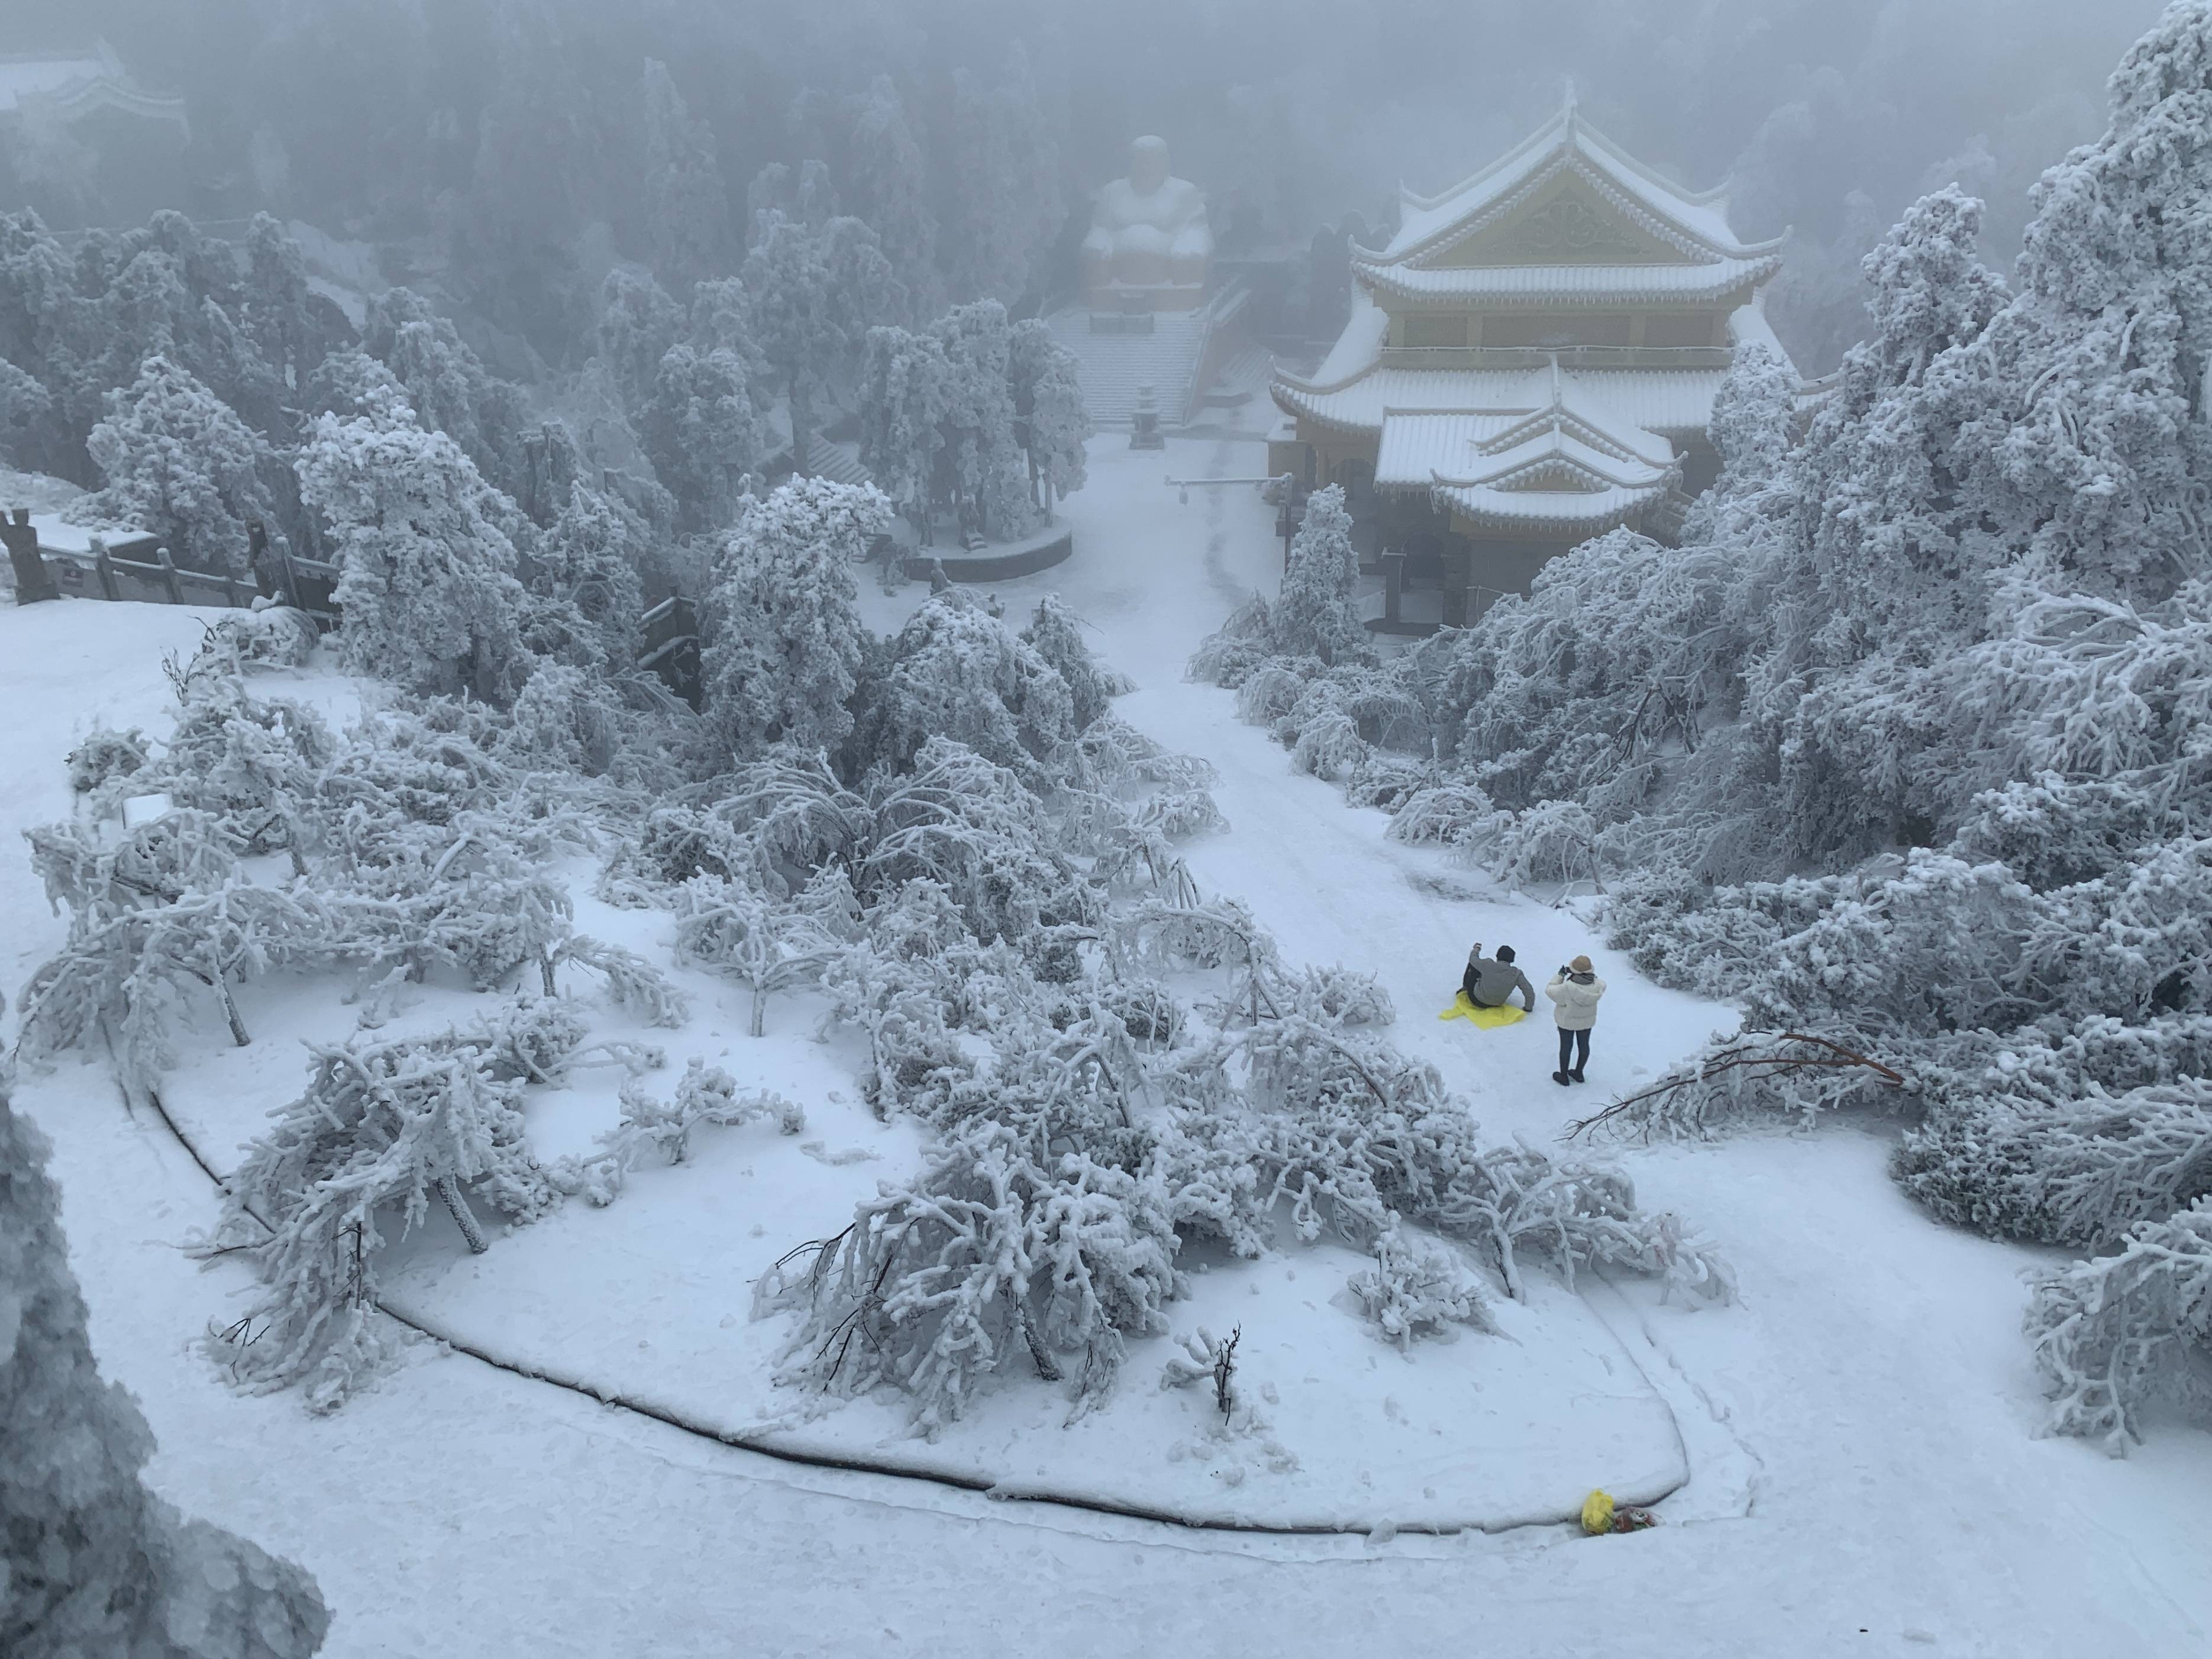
[1461,943,1537,1012]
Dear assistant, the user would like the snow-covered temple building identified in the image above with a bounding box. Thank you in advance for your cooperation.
[1268,99,1798,631]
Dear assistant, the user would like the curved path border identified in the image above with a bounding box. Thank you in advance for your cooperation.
[138,1086,1691,1540]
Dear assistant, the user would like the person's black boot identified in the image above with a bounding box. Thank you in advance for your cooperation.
[1570,1069,1585,1083]
[1552,1070,1571,1086]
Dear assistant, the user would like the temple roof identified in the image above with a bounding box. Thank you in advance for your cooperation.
[1380,95,1782,269]
[1275,360,1733,441]
[0,42,188,131]
[1355,254,1781,308]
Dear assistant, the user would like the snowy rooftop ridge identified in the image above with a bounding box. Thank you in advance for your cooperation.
[0,40,188,130]
[1354,256,1784,308]
[1380,94,1782,268]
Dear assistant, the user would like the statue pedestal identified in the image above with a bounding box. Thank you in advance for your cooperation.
[1084,281,1208,315]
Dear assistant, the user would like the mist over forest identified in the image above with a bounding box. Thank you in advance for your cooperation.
[0,0,2173,372]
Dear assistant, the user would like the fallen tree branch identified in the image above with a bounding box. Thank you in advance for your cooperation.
[1565,1032,1909,1140]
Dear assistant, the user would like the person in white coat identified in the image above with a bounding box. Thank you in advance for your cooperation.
[1545,954,1606,1085]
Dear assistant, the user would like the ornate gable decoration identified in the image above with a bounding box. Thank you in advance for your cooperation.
[1425,177,1693,269]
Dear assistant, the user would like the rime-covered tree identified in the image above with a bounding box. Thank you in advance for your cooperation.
[857,324,949,527]
[0,353,55,473]
[867,592,1078,777]
[1008,318,1089,512]
[239,212,343,394]
[640,342,761,534]
[1959,1,2212,602]
[361,288,534,499]
[85,354,279,574]
[847,77,942,321]
[702,477,889,761]
[742,211,898,469]
[641,59,734,292]
[519,480,648,671]
[1,1084,331,1657]
[1270,485,1367,666]
[931,299,1035,540]
[593,267,685,418]
[295,389,527,701]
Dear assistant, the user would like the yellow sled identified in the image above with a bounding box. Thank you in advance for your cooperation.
[1439,992,1528,1029]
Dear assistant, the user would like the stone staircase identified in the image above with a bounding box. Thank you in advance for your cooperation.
[1045,305,1218,431]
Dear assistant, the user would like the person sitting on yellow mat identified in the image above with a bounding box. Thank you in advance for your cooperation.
[1461,943,1537,1013]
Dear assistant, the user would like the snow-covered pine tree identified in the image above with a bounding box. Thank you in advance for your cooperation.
[85,353,279,576]
[742,211,898,471]
[702,476,889,761]
[1268,484,1367,666]
[1962,0,2212,603]
[847,77,942,323]
[641,59,734,293]
[857,324,950,532]
[1,1083,331,1657]
[295,388,528,702]
[864,591,1077,779]
[640,341,761,534]
[1008,317,1090,513]
[929,299,1036,540]
[593,267,686,420]
[518,479,648,673]
[360,288,533,499]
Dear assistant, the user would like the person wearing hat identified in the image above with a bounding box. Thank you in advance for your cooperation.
[1545,955,1606,1085]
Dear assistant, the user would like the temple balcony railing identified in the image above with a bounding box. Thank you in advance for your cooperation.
[1377,345,1737,373]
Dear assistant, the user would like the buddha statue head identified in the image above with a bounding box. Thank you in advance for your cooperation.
[1129,135,1172,196]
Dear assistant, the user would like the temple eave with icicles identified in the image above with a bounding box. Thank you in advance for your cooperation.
[1270,93,1801,632]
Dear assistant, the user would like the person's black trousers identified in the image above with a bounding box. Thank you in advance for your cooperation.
[1557,1027,1591,1076]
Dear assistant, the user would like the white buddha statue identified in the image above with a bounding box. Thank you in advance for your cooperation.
[1081,135,1213,309]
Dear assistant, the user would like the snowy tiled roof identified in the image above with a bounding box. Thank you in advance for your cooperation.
[1430,475,1674,532]
[1313,292,1390,382]
[1383,97,1780,266]
[1356,254,1782,307]
[0,43,186,128]
[1275,362,1732,438]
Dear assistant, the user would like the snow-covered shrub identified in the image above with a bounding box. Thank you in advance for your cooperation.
[1893,1080,2212,1247]
[1,1085,331,1657]
[1349,1225,1498,1349]
[206,1005,589,1409]
[765,1125,1179,1434]
[551,935,691,1028]
[67,725,150,795]
[1022,593,1129,732]
[1186,594,1275,690]
[671,870,851,1035]
[558,1058,803,1206]
[2026,1198,2212,1454]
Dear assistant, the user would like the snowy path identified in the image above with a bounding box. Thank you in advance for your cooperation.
[10,434,2211,1653]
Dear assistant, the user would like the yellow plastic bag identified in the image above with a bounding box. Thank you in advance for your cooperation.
[1439,993,1528,1029]
[1580,1490,1616,1535]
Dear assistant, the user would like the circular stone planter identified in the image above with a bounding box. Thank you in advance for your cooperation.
[903,520,1074,583]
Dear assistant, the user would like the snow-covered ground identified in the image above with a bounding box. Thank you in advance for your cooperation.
[9,418,2210,1654]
